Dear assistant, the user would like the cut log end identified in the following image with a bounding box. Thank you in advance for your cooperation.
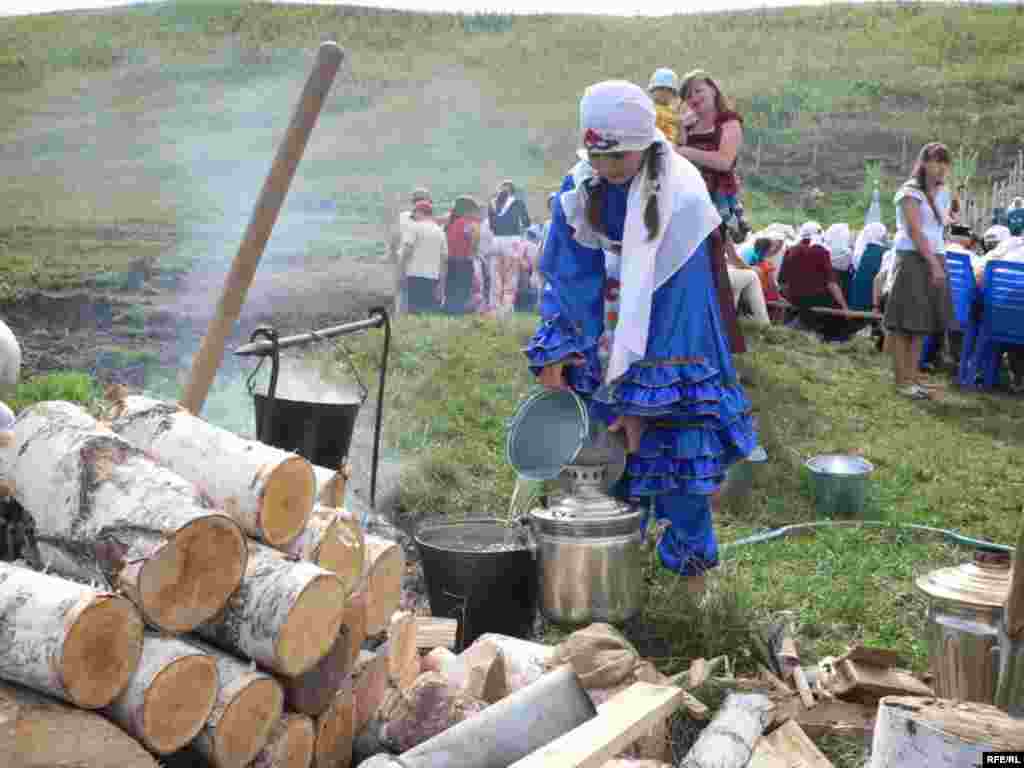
[254,713,315,768]
[144,653,218,754]
[62,594,144,709]
[277,573,347,677]
[214,676,284,768]
[314,685,354,768]
[316,515,365,592]
[136,514,246,633]
[262,456,316,546]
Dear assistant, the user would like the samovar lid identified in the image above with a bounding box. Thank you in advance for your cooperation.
[916,549,1012,610]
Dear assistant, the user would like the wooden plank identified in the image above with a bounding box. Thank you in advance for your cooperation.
[840,645,905,669]
[509,683,684,768]
[835,660,933,699]
[807,306,882,320]
[761,720,834,767]
[772,697,875,740]
[415,617,458,650]
[748,739,789,768]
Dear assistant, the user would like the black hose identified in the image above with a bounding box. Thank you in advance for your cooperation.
[721,520,1012,554]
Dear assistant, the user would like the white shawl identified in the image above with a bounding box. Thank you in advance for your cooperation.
[560,137,721,384]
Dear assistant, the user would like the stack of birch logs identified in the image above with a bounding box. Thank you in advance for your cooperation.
[0,395,406,768]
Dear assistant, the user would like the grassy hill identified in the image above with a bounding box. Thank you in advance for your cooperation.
[2,1,1024,295]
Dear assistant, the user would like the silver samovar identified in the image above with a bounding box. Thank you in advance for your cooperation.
[526,418,647,625]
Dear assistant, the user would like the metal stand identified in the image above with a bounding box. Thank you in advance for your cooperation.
[236,307,391,510]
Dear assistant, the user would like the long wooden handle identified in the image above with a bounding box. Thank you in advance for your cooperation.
[181,42,346,415]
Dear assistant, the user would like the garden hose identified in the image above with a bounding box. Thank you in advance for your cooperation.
[721,520,1012,554]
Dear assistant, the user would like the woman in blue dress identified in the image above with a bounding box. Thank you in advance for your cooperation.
[525,81,757,591]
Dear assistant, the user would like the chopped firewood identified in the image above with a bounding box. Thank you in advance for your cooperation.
[388,611,420,693]
[790,666,816,710]
[108,394,316,547]
[415,616,458,650]
[285,506,365,596]
[871,696,1024,767]
[511,683,685,768]
[421,639,507,703]
[839,644,906,669]
[678,693,775,768]
[352,648,391,735]
[195,542,348,677]
[752,720,834,767]
[0,402,248,634]
[666,656,726,689]
[0,680,159,768]
[772,697,876,740]
[0,562,143,709]
[192,643,285,768]
[341,588,368,668]
[687,658,707,689]
[312,682,354,768]
[832,659,933,700]
[105,632,217,755]
[253,712,315,768]
[758,665,794,696]
[681,691,710,720]
[372,671,487,754]
[474,633,555,693]
[361,535,405,636]
[283,628,352,717]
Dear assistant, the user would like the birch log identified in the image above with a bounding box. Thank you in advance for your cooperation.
[362,534,406,636]
[283,627,352,717]
[869,696,1024,768]
[0,680,159,768]
[193,643,285,768]
[679,693,775,768]
[196,542,347,677]
[312,464,348,508]
[104,632,218,755]
[0,562,143,709]
[285,505,365,595]
[109,394,315,547]
[253,712,315,768]
[0,401,247,633]
[313,681,355,768]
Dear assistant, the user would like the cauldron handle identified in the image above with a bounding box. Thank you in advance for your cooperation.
[246,326,280,444]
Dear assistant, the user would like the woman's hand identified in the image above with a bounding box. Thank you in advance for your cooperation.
[537,355,584,390]
[929,260,946,288]
[608,415,647,454]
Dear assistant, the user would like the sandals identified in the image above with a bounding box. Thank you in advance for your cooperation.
[898,384,931,400]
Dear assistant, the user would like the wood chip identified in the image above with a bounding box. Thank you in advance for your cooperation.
[758,665,795,696]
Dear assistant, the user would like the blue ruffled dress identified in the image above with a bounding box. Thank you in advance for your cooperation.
[524,176,757,576]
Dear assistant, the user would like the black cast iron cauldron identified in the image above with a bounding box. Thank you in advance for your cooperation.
[236,308,390,509]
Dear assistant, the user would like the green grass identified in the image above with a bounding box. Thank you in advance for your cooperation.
[9,370,101,413]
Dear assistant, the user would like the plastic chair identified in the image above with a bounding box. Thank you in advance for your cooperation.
[946,252,982,386]
[976,260,1024,388]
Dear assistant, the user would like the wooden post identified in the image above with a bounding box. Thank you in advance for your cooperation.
[181,42,345,415]
[901,134,908,172]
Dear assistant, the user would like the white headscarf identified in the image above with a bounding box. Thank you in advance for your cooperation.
[560,80,720,385]
[798,221,823,243]
[853,221,888,270]
[824,223,853,271]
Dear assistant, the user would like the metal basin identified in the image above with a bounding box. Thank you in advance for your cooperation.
[720,445,768,508]
[506,390,589,481]
[805,454,874,517]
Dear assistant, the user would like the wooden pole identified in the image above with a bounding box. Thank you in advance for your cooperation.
[181,42,345,415]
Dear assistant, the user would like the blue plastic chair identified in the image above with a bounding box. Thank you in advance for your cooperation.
[947,252,982,386]
[975,260,1024,388]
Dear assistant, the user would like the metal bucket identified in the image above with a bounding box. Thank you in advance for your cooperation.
[506,390,589,481]
[414,518,538,650]
[805,454,874,518]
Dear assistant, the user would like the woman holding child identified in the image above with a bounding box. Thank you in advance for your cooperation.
[525,81,757,591]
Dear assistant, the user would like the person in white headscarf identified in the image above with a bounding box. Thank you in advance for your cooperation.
[824,222,854,299]
[853,222,888,271]
[524,80,756,591]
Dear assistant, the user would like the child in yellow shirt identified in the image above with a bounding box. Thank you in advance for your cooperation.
[648,68,681,145]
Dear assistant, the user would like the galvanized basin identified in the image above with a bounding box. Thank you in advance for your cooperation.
[805,454,874,518]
